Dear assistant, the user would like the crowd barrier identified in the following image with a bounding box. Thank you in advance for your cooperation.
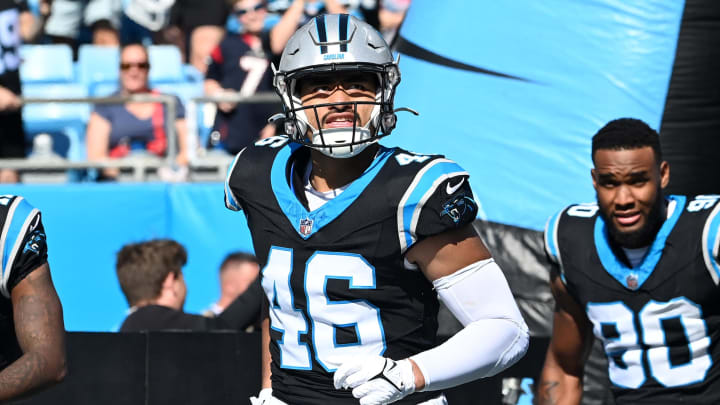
[7,331,262,405]
[6,332,549,405]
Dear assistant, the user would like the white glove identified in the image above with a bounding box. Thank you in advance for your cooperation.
[249,387,273,405]
[333,356,416,405]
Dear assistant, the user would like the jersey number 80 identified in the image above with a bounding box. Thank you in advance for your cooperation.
[587,297,711,388]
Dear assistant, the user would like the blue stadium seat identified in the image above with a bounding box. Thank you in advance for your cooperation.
[148,45,184,84]
[182,64,204,83]
[92,82,119,97]
[22,83,91,161]
[78,45,120,94]
[20,45,74,83]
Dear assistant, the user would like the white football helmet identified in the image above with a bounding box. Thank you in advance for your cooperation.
[273,14,404,158]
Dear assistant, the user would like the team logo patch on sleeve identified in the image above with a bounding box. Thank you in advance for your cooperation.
[441,194,476,224]
[23,230,45,255]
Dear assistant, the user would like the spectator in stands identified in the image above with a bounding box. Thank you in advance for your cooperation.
[206,252,261,316]
[86,43,189,180]
[44,0,121,48]
[117,239,263,332]
[0,0,35,183]
[19,0,49,43]
[167,0,232,74]
[121,0,177,46]
[267,0,366,27]
[378,0,410,43]
[204,0,306,154]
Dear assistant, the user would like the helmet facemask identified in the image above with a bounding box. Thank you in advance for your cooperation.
[274,63,401,158]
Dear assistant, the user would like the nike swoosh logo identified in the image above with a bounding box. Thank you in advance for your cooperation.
[446,178,465,195]
[29,214,40,232]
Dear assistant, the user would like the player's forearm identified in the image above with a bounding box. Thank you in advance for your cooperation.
[410,259,529,391]
[5,265,67,400]
[535,367,583,405]
[411,317,528,391]
[261,317,272,388]
[0,350,66,400]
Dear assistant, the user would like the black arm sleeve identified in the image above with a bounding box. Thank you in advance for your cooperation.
[215,277,263,331]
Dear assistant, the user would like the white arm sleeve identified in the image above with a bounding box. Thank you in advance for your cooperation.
[410,259,529,391]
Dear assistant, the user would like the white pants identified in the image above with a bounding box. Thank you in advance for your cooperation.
[45,0,122,37]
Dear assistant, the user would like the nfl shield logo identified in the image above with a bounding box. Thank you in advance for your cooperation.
[299,218,313,236]
[626,274,639,290]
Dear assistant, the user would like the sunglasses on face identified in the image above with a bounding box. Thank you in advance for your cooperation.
[233,3,264,15]
[120,62,150,71]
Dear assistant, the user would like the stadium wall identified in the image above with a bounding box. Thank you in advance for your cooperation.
[3,183,255,332]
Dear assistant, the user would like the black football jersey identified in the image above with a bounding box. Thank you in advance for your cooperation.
[225,137,478,404]
[0,195,49,370]
[545,195,720,404]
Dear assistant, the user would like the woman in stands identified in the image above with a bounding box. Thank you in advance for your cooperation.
[86,43,189,180]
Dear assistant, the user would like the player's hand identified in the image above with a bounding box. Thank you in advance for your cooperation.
[333,356,416,405]
[249,387,273,405]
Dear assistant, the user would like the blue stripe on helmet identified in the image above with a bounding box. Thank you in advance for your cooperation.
[315,15,328,54]
[339,14,349,52]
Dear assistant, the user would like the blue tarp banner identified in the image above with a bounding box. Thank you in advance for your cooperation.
[2,183,254,332]
[393,0,685,230]
[1,1,696,332]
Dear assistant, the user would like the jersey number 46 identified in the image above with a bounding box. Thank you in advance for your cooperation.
[262,246,386,372]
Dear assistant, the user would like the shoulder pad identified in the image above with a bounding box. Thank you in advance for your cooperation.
[696,195,720,285]
[224,137,294,211]
[0,196,43,298]
[544,203,599,281]
[396,153,475,252]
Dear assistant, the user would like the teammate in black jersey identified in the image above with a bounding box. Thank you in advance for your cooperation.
[226,14,529,405]
[0,195,66,400]
[538,118,720,404]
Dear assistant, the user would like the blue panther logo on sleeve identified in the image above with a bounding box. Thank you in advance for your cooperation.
[23,230,45,255]
[441,194,476,224]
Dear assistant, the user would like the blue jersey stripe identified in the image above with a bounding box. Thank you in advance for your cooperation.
[544,208,563,263]
[705,204,720,282]
[2,198,34,284]
[271,144,395,239]
[399,160,466,251]
[224,151,243,211]
[594,195,686,290]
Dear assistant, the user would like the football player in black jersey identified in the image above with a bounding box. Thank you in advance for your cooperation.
[0,195,66,400]
[538,118,720,404]
[226,14,529,405]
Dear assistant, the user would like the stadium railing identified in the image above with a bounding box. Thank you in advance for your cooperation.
[2,92,280,182]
